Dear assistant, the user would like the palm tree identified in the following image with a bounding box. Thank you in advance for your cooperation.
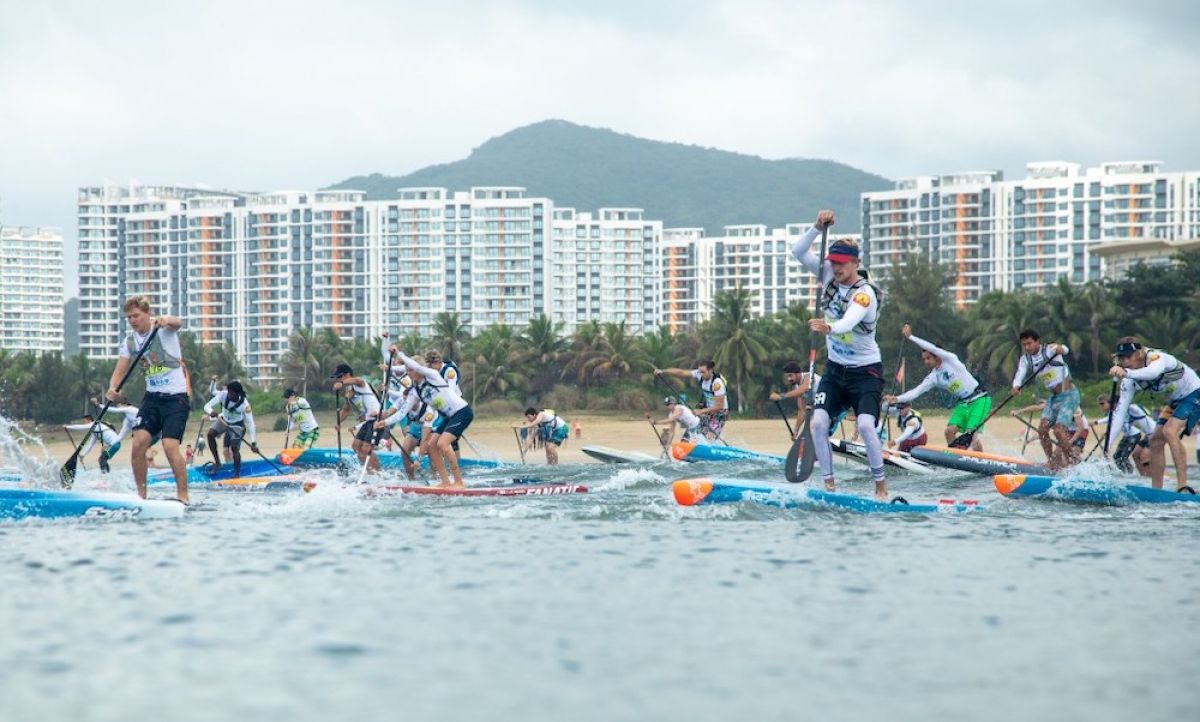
[641,325,683,379]
[520,313,568,399]
[279,327,323,395]
[66,352,97,415]
[702,289,773,412]
[431,312,469,362]
[562,320,604,386]
[470,325,522,400]
[582,322,648,384]
[964,291,1048,386]
[208,341,247,385]
[1070,282,1120,373]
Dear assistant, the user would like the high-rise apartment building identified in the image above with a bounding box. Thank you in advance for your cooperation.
[77,184,662,381]
[0,226,64,352]
[661,223,856,332]
[863,161,1200,307]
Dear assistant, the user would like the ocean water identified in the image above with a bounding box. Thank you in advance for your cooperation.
[0,454,1197,722]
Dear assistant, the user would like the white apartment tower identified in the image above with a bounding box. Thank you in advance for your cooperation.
[0,226,64,352]
[863,161,1200,307]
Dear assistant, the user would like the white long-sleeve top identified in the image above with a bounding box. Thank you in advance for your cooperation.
[203,391,257,443]
[108,404,140,443]
[791,226,881,367]
[64,421,120,456]
[1110,350,1200,440]
[285,397,319,433]
[896,335,982,404]
[397,352,469,417]
[1013,343,1071,392]
[1099,399,1154,441]
[893,410,925,444]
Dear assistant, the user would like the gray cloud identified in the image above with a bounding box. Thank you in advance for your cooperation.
[0,0,1196,296]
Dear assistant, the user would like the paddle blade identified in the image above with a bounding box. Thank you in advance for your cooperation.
[59,454,79,489]
[277,448,304,465]
[949,432,974,449]
[785,422,816,483]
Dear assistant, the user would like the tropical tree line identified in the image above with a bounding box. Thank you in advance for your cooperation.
[2,251,1197,425]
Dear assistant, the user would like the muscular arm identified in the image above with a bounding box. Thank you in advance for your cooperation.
[790,226,826,278]
[827,299,870,334]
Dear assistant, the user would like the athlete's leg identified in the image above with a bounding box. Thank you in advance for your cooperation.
[810,408,836,490]
[160,437,188,502]
[130,429,152,499]
[206,424,222,470]
[855,413,887,499]
[438,433,463,486]
[546,442,559,465]
[1037,418,1055,463]
[1146,426,1168,488]
[1162,417,1189,490]
[1051,424,1076,468]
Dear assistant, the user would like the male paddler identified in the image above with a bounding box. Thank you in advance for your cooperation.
[1012,329,1078,470]
[654,361,728,441]
[106,295,189,503]
[792,210,888,499]
[884,324,991,451]
[1108,337,1200,491]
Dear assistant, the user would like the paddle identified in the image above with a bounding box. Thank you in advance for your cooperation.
[213,420,286,477]
[333,389,349,478]
[190,415,209,461]
[774,398,795,439]
[785,224,828,483]
[1019,411,1034,455]
[512,427,527,464]
[1102,378,1119,458]
[282,413,292,450]
[62,428,89,472]
[1082,421,1105,462]
[949,351,1058,449]
[644,408,671,460]
[61,327,158,488]
[1010,411,1074,458]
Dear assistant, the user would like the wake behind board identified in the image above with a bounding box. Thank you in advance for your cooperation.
[581,446,660,464]
[910,446,1049,476]
[672,477,980,514]
[0,487,186,521]
[994,474,1200,506]
[279,447,505,470]
[301,481,588,497]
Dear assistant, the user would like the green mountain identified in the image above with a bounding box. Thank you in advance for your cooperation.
[327,120,889,233]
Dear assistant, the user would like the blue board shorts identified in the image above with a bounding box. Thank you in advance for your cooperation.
[1167,389,1200,435]
[1041,387,1080,428]
[101,441,122,460]
[539,424,569,446]
[438,407,474,439]
[406,421,424,441]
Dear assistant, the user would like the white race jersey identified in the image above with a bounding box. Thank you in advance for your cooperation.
[64,421,120,456]
[791,226,881,367]
[286,397,319,433]
[1013,344,1071,393]
[897,335,982,403]
[672,404,701,431]
[398,352,468,418]
[203,390,257,443]
[1110,351,1200,438]
[119,326,188,395]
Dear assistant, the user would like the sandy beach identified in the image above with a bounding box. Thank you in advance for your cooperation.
[7,411,1195,471]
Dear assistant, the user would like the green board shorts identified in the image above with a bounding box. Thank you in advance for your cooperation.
[295,428,321,448]
[947,395,992,431]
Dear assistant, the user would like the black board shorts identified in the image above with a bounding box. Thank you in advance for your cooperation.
[816,361,884,420]
[353,419,379,444]
[134,393,190,442]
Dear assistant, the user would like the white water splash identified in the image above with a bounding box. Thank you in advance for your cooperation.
[592,467,668,492]
[0,415,60,487]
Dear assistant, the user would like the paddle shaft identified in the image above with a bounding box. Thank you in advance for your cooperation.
[191,415,209,460]
[786,225,828,484]
[63,428,87,470]
[512,427,527,464]
[210,417,285,476]
[774,398,795,439]
[334,390,349,477]
[61,326,159,487]
[1102,378,1119,457]
[645,410,671,460]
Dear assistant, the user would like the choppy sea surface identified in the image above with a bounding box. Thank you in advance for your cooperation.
[0,446,1197,722]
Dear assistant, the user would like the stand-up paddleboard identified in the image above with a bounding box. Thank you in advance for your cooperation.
[671,442,786,464]
[300,480,587,497]
[278,447,504,470]
[994,474,1200,505]
[831,440,934,473]
[212,475,307,492]
[149,458,284,485]
[910,446,1050,476]
[672,477,980,514]
[0,487,186,521]
[581,446,661,464]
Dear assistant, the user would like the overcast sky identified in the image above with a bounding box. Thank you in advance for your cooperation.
[2,0,1198,296]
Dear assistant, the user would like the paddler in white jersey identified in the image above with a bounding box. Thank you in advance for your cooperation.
[514,408,570,465]
[1012,329,1078,470]
[62,414,121,473]
[282,388,321,449]
[793,210,888,499]
[203,380,258,478]
[375,380,435,481]
[653,362,728,441]
[330,363,383,474]
[106,295,189,503]
[1097,392,1154,476]
[391,347,474,487]
[1109,337,1200,492]
[648,396,703,446]
[884,324,992,451]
